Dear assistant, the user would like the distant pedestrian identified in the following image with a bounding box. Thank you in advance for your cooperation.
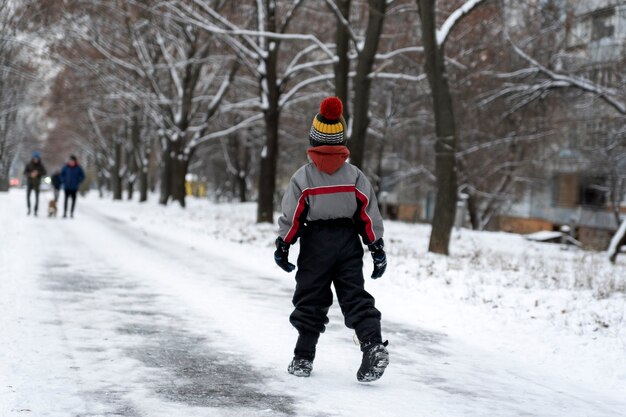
[51,171,62,202]
[60,155,85,218]
[24,151,47,216]
[275,97,389,382]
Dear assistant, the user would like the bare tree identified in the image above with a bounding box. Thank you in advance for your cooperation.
[0,0,36,190]
[484,40,626,117]
[326,0,388,169]
[478,0,625,231]
[55,0,239,206]
[609,217,626,264]
[169,0,340,222]
[416,0,488,254]
[326,0,426,170]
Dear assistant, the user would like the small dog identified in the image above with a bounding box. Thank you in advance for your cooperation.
[48,200,58,217]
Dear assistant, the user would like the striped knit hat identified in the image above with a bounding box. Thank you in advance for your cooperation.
[309,97,346,147]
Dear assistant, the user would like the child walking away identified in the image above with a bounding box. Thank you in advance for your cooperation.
[275,97,389,382]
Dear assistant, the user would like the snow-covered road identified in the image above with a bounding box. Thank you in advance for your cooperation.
[1,190,625,417]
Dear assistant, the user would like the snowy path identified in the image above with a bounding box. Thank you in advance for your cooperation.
[1,190,625,417]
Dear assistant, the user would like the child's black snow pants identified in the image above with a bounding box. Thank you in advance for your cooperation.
[290,219,382,360]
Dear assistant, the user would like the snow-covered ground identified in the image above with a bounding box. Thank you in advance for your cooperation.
[1,189,625,417]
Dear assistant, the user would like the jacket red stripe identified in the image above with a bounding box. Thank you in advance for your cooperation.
[284,185,356,244]
[355,189,376,243]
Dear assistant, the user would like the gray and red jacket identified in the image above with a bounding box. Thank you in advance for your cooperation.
[278,146,384,245]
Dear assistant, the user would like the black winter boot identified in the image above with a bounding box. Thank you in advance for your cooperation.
[356,341,389,382]
[288,357,313,377]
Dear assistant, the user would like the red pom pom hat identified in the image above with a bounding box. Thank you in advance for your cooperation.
[310,97,346,147]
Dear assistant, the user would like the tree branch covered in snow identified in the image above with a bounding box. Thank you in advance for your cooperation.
[608,218,626,263]
[190,113,264,148]
[456,130,556,157]
[501,39,626,115]
[170,0,336,61]
[323,0,360,51]
[436,0,487,47]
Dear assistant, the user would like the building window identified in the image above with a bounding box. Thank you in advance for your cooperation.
[552,174,608,209]
[552,173,579,207]
[591,8,615,41]
[579,176,608,208]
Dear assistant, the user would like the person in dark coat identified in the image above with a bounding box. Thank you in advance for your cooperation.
[60,155,85,218]
[24,151,47,216]
[51,171,62,202]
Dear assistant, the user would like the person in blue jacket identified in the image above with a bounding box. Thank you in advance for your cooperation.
[60,155,85,218]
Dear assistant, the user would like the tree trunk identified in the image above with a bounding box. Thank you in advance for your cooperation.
[162,137,190,208]
[256,4,280,224]
[609,172,622,227]
[233,135,249,203]
[127,149,135,201]
[149,143,159,194]
[257,107,279,223]
[0,165,9,192]
[466,192,480,230]
[127,107,140,201]
[95,155,105,198]
[171,154,189,208]
[348,0,387,169]
[609,218,626,263]
[112,140,123,201]
[333,0,351,119]
[418,0,458,255]
[139,167,149,203]
[127,179,134,200]
[159,140,173,205]
[238,173,247,203]
[374,138,384,198]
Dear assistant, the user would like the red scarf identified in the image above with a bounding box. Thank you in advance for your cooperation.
[307,145,350,174]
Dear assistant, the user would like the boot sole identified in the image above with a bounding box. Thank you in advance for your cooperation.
[288,368,311,377]
[357,350,389,382]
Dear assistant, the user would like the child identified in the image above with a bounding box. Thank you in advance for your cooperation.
[274,97,389,382]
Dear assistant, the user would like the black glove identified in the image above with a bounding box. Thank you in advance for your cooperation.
[368,238,387,279]
[274,237,295,273]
